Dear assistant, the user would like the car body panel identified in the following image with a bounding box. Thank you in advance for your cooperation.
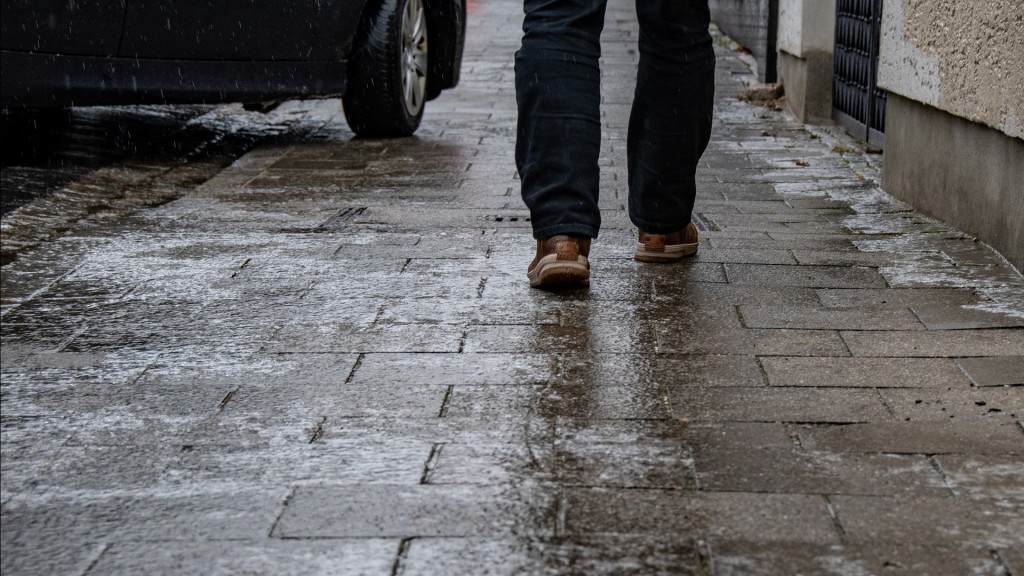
[0,0,126,56]
[120,0,362,61]
[0,0,465,110]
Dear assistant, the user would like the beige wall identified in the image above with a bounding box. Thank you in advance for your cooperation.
[777,0,834,57]
[877,0,1024,139]
[776,0,835,122]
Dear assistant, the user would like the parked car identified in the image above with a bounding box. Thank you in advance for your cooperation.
[0,0,466,136]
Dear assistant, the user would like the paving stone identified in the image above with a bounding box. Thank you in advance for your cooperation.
[266,323,464,353]
[3,0,1023,568]
[652,283,823,309]
[401,536,703,576]
[725,263,887,288]
[88,539,399,576]
[710,235,857,251]
[564,488,839,544]
[162,438,432,486]
[956,356,1024,386]
[912,303,1024,329]
[349,352,558,386]
[692,248,797,265]
[793,421,1024,455]
[535,381,672,420]
[656,326,849,357]
[879,387,1024,422]
[708,541,1007,576]
[842,329,1024,357]
[1000,546,1024,575]
[667,386,889,423]
[790,249,896,266]
[562,353,765,387]
[463,324,656,354]
[831,494,1024,548]
[425,443,538,485]
[761,356,969,388]
[935,455,1024,502]
[740,305,924,330]
[0,537,106,576]
[2,488,287,542]
[815,287,982,308]
[378,297,562,325]
[693,448,948,497]
[274,484,554,538]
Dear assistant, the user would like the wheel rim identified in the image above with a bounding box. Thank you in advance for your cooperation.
[401,0,428,118]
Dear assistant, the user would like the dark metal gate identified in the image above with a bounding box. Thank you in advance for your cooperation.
[832,0,886,147]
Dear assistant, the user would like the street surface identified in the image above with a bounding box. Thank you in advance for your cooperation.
[2,0,1023,574]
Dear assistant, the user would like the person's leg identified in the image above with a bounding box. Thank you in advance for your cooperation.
[628,0,715,236]
[515,0,608,241]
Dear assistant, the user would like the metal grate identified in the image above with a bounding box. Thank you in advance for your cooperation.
[832,0,886,147]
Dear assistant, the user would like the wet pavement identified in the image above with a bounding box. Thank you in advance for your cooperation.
[2,0,1023,574]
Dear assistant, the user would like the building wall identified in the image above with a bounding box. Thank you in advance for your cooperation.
[776,0,834,122]
[878,0,1024,270]
[877,0,1024,139]
[709,0,776,82]
[883,95,1024,270]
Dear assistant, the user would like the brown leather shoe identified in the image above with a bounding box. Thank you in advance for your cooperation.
[635,222,699,263]
[527,235,591,288]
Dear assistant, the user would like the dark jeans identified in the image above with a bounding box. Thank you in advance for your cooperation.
[515,0,716,239]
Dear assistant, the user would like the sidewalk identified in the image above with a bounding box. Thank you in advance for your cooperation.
[2,0,1023,573]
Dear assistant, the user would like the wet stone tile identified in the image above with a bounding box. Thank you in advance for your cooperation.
[463,324,656,354]
[956,356,1024,386]
[350,353,558,387]
[443,385,542,420]
[911,303,1024,329]
[2,488,288,542]
[790,249,896,267]
[761,357,969,388]
[562,353,765,387]
[274,484,555,538]
[425,443,537,485]
[667,386,889,424]
[815,287,982,309]
[377,296,560,325]
[707,541,1007,576]
[0,538,106,576]
[793,421,1024,456]
[162,439,431,486]
[534,382,671,421]
[563,488,839,544]
[842,329,1024,357]
[692,248,797,265]
[935,455,1024,503]
[656,326,849,357]
[89,539,399,576]
[266,323,463,354]
[831,495,1024,549]
[693,448,947,497]
[725,264,887,288]
[400,536,704,576]
[740,305,924,330]
[879,387,1024,422]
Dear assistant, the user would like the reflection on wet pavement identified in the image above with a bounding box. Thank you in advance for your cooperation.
[2,0,1023,573]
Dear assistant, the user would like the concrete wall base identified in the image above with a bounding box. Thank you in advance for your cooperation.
[778,49,833,123]
[709,0,776,82]
[883,94,1024,271]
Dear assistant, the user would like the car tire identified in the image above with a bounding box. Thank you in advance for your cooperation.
[343,0,428,137]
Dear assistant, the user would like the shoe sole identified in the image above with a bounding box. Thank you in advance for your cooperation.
[528,254,590,288]
[634,242,698,263]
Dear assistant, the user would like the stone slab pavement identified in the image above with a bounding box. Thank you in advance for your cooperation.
[2,0,1023,574]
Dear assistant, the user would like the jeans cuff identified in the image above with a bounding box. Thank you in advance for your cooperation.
[531,223,599,240]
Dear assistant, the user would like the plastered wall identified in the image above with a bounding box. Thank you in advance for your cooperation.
[877,0,1024,139]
